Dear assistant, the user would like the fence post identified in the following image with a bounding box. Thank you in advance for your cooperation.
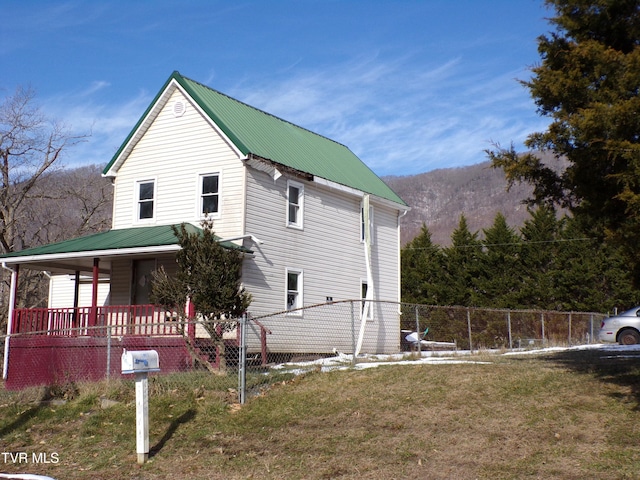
[415,305,421,356]
[541,313,545,344]
[467,308,473,353]
[507,310,512,350]
[350,301,356,366]
[568,312,572,347]
[238,313,247,405]
[590,314,594,343]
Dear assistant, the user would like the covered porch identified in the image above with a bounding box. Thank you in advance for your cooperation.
[1,225,266,389]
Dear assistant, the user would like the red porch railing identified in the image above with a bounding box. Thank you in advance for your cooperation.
[11,305,183,336]
[10,306,272,366]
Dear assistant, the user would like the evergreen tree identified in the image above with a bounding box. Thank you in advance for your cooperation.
[553,217,638,312]
[401,224,445,305]
[518,206,562,309]
[474,213,523,308]
[487,0,640,284]
[441,215,482,306]
[151,220,251,370]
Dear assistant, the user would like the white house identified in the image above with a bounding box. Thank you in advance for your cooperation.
[1,71,408,386]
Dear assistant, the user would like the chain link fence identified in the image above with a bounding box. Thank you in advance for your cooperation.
[0,301,608,400]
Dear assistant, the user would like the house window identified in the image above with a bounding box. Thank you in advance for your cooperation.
[286,269,303,312]
[287,181,303,229]
[361,280,373,320]
[360,203,374,243]
[200,173,220,216]
[137,180,155,220]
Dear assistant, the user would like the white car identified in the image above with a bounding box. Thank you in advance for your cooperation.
[599,307,640,345]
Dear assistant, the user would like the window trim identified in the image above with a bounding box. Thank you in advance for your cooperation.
[135,178,157,223]
[198,172,221,219]
[286,180,304,229]
[285,268,303,315]
[361,279,373,321]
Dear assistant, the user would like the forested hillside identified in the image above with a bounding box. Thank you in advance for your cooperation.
[385,160,541,246]
[18,165,112,250]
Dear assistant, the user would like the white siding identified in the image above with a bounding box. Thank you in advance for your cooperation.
[242,168,401,354]
[111,89,245,239]
[48,275,110,308]
[110,258,132,305]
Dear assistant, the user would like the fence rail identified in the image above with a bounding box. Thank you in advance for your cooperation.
[1,301,610,399]
[399,304,606,351]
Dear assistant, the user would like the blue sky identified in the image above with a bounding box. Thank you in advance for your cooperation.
[2,1,553,177]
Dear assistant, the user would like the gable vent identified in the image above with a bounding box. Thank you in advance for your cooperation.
[173,100,186,118]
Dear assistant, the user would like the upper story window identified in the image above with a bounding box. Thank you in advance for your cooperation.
[287,181,304,229]
[137,180,155,221]
[360,203,374,243]
[200,173,220,217]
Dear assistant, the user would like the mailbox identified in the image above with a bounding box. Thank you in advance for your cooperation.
[121,349,160,374]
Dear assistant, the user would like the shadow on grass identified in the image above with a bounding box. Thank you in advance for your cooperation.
[150,409,197,458]
[0,385,73,437]
[539,346,640,409]
[0,404,41,437]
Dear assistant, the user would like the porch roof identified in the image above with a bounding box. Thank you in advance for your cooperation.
[0,224,248,274]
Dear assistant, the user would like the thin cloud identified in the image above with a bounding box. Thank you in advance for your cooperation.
[224,55,543,175]
[41,52,545,175]
[42,86,152,168]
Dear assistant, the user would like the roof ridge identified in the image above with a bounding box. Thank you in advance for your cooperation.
[177,72,352,152]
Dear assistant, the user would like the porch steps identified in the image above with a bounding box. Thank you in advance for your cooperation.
[181,337,218,372]
[193,338,218,366]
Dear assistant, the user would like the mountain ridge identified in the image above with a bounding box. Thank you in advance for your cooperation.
[383,160,535,246]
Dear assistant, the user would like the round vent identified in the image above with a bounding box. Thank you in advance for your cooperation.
[173,100,186,117]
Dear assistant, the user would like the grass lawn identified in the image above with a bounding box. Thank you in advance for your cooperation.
[1,347,639,479]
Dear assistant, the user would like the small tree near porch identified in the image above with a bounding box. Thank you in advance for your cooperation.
[150,220,251,371]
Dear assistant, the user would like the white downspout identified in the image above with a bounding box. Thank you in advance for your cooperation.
[2,263,17,380]
[355,194,373,356]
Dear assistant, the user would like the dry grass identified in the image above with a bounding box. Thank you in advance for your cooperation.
[1,348,640,479]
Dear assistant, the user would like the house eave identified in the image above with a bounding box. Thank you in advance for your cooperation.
[313,176,410,211]
[3,244,182,265]
[246,153,409,210]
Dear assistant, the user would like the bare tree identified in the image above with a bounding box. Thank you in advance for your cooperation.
[23,165,113,248]
[0,86,94,322]
[0,86,90,253]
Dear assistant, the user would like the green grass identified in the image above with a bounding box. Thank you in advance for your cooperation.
[1,349,640,479]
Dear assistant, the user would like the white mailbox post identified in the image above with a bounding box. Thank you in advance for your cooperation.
[121,349,160,464]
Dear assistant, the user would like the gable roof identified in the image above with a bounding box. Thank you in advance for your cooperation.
[103,71,406,207]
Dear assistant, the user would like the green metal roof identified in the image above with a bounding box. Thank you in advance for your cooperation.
[103,71,406,206]
[1,224,245,259]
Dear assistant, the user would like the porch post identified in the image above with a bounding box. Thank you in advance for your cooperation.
[73,270,80,309]
[3,264,19,379]
[73,270,80,328]
[90,258,99,331]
